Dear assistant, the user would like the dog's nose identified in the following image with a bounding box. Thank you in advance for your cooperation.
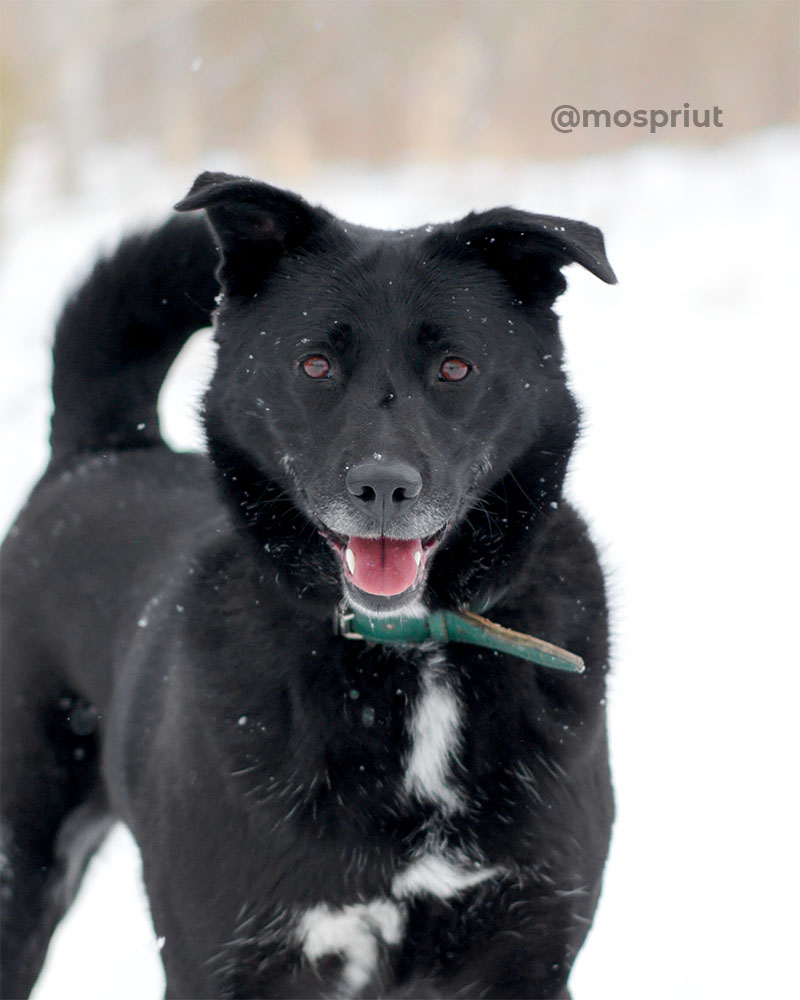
[346,460,423,526]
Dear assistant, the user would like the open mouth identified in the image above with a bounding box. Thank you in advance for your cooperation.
[323,529,445,600]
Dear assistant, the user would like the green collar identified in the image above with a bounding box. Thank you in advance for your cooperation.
[335,607,584,674]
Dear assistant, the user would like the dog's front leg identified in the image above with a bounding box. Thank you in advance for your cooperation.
[386,884,592,1000]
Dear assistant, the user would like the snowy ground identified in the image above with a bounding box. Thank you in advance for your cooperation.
[2,130,798,999]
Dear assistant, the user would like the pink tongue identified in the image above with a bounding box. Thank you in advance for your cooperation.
[347,536,423,597]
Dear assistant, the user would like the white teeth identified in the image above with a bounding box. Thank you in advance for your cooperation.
[414,550,422,566]
[345,548,355,574]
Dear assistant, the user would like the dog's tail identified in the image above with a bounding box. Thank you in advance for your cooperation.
[48,215,219,466]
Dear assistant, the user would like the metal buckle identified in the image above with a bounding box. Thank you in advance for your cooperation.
[334,609,364,641]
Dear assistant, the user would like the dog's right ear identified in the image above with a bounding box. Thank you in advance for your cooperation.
[175,171,323,295]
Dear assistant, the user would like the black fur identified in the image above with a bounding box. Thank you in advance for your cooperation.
[1,173,616,999]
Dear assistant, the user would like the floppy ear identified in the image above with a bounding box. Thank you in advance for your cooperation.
[174,171,324,295]
[436,207,617,304]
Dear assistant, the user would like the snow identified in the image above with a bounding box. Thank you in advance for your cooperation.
[2,131,797,999]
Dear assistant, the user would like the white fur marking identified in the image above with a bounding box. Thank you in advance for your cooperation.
[296,850,503,990]
[403,657,465,814]
[392,853,499,900]
[298,899,404,991]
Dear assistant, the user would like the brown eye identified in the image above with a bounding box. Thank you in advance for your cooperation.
[439,357,472,382]
[301,355,331,379]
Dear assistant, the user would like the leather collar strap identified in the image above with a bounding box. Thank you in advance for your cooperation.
[335,608,584,674]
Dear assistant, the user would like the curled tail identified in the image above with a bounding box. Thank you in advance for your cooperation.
[49,214,219,466]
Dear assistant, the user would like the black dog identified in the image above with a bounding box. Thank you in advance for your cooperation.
[1,173,616,999]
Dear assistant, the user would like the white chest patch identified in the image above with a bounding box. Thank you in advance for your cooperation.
[296,847,503,994]
[298,899,404,992]
[391,850,499,900]
[402,654,465,815]
[295,654,497,994]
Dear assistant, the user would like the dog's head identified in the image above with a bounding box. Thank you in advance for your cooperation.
[176,173,615,616]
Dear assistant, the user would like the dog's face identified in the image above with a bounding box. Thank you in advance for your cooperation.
[176,173,615,615]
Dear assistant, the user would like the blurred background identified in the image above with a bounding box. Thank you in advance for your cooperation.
[1,3,798,1000]
[2,0,797,183]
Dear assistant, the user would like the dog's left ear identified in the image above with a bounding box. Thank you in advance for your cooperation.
[437,207,617,303]
[175,171,326,295]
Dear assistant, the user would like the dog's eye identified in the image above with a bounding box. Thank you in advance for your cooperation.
[439,358,472,382]
[300,355,331,379]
